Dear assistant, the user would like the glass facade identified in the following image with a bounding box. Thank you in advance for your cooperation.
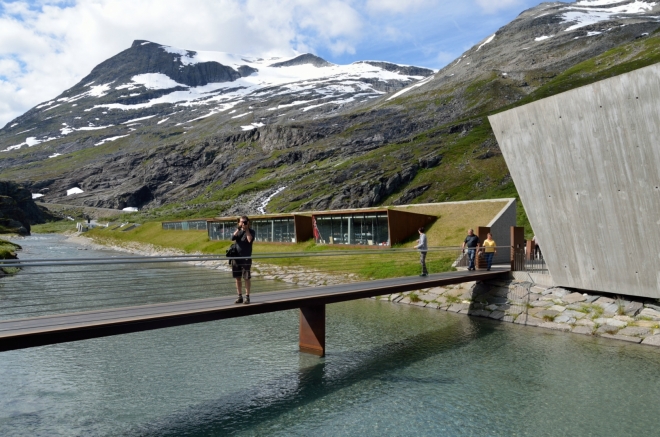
[207,221,236,241]
[313,213,389,246]
[252,218,296,243]
[162,220,208,231]
[208,218,297,243]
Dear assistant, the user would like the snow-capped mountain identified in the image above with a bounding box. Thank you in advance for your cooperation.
[1,0,659,215]
[0,40,434,161]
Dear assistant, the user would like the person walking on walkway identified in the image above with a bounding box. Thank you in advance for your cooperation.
[414,227,428,277]
[232,216,255,304]
[462,229,480,271]
[482,233,497,271]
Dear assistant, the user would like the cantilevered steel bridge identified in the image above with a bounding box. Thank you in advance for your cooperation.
[0,249,510,356]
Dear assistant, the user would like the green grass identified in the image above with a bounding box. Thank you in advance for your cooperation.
[445,295,462,304]
[87,222,460,280]
[357,254,455,280]
[0,238,21,273]
[0,224,21,235]
[591,305,604,319]
[31,220,78,234]
[0,238,20,258]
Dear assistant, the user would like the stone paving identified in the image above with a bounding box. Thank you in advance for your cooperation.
[378,279,660,347]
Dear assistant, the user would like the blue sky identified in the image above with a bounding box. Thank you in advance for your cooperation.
[0,0,551,126]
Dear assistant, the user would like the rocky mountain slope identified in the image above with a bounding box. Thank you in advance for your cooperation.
[0,181,53,234]
[1,0,660,222]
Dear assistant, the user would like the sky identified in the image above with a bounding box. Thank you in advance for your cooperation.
[0,0,552,127]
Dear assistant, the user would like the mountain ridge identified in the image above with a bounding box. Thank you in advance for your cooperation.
[1,0,660,228]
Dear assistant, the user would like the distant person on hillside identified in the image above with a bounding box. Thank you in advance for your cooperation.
[462,229,480,271]
[482,233,497,271]
[232,216,255,304]
[414,227,428,277]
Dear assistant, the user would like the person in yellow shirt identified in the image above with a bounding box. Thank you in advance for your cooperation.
[482,233,497,271]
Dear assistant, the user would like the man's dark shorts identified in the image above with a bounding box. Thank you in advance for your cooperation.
[232,259,252,280]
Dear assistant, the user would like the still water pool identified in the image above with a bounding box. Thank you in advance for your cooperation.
[1,235,659,436]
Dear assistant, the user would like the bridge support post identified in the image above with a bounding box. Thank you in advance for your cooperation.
[299,305,325,357]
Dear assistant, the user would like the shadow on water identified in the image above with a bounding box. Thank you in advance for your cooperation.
[125,316,498,436]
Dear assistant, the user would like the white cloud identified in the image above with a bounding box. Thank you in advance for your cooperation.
[0,0,368,127]
[365,0,432,14]
[475,0,524,14]
[0,0,544,127]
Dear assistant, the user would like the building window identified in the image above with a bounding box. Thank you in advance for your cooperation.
[313,213,388,246]
[162,220,207,231]
[208,222,235,241]
[208,218,296,242]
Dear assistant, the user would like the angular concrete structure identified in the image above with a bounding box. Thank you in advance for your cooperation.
[489,63,660,299]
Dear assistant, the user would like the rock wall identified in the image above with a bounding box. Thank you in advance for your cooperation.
[0,181,51,234]
[385,274,660,347]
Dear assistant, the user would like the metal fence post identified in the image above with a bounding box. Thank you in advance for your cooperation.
[510,226,524,271]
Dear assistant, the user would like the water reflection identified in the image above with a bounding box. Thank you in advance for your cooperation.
[127,316,482,437]
[1,236,659,437]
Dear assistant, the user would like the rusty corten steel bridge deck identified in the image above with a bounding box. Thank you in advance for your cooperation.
[0,267,509,353]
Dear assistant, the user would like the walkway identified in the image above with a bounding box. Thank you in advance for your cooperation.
[0,267,508,352]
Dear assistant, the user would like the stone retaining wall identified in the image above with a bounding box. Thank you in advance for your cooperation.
[378,277,660,347]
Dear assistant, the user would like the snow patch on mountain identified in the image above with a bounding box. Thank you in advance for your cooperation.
[121,115,156,124]
[241,122,265,131]
[387,75,435,101]
[67,187,84,196]
[477,34,496,51]
[26,137,41,146]
[268,100,313,110]
[95,134,130,146]
[87,46,429,115]
[561,1,657,31]
[116,73,186,91]
[232,112,251,119]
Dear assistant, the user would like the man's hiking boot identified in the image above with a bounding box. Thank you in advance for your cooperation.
[235,295,243,304]
[420,273,427,277]
[244,295,250,304]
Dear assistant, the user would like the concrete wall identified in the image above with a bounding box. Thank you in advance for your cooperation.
[489,63,660,299]
[487,198,517,264]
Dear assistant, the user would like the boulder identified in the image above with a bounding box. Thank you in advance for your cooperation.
[600,334,642,344]
[638,308,660,321]
[572,326,594,335]
[562,293,587,304]
[617,327,651,337]
[641,335,660,346]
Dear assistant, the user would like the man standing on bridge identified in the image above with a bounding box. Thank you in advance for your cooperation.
[462,229,480,271]
[232,216,255,304]
[414,227,428,277]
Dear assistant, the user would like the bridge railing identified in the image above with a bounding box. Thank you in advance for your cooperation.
[511,247,548,274]
[0,246,510,320]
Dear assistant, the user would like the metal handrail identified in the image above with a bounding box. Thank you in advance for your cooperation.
[0,246,513,268]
